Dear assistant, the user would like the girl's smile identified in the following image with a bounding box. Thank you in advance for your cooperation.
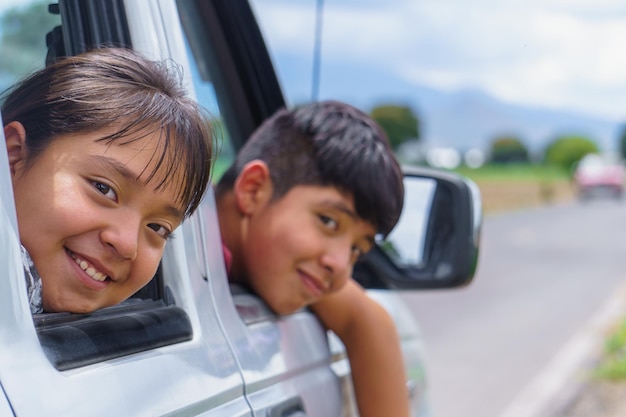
[68,248,111,288]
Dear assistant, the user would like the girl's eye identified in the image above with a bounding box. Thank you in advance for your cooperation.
[148,223,172,240]
[93,181,117,201]
[319,214,339,231]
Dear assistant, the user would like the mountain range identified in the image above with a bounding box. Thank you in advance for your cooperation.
[314,62,623,157]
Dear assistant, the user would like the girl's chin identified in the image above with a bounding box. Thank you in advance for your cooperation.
[43,297,101,314]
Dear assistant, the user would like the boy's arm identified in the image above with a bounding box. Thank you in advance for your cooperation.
[310,279,410,417]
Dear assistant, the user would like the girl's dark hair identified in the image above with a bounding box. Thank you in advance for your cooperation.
[1,47,213,218]
[217,100,404,236]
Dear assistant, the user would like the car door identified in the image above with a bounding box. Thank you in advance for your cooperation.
[0,1,252,416]
[1,0,344,415]
[174,1,434,415]
[175,1,344,415]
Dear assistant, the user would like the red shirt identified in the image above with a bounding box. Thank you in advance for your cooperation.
[222,243,232,276]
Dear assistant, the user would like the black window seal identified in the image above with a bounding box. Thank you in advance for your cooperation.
[34,300,192,371]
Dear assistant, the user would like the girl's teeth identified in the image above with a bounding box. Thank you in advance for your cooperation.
[73,255,108,282]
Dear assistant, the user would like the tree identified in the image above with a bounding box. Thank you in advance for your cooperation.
[488,135,529,164]
[370,104,419,150]
[544,135,599,172]
[0,1,60,77]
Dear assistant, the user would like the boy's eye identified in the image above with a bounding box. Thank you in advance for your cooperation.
[93,181,117,201]
[351,246,364,262]
[148,223,172,240]
[319,214,339,231]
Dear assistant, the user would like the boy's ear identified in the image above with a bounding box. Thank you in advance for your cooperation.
[3,121,27,176]
[234,160,273,215]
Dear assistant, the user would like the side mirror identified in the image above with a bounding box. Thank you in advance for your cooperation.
[353,166,482,290]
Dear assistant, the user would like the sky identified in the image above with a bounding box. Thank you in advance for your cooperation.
[0,0,30,15]
[3,0,626,123]
[251,0,626,122]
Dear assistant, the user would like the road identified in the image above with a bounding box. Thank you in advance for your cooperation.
[400,198,626,417]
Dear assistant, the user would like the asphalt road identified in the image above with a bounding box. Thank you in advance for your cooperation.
[400,198,626,417]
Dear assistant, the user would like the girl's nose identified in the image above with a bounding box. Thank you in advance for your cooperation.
[99,213,140,261]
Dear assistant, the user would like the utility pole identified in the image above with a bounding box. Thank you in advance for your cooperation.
[312,0,324,101]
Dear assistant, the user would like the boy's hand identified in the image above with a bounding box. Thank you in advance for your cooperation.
[311,279,411,417]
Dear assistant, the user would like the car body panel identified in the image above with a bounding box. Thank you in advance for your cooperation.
[0,385,12,416]
[328,290,430,417]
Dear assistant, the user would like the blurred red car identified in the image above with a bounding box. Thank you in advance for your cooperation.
[573,154,625,200]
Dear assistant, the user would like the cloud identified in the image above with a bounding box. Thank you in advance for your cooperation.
[252,0,626,121]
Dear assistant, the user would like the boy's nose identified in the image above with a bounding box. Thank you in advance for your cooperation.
[100,214,140,261]
[320,243,353,290]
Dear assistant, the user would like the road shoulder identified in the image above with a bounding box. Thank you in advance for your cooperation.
[497,284,626,417]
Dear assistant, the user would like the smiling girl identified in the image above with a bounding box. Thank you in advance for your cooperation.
[1,48,213,314]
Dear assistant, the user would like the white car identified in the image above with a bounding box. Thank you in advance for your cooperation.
[0,1,481,415]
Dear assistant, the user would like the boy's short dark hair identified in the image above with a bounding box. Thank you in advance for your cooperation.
[216,100,404,236]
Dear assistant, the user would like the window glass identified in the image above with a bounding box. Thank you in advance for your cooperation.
[379,177,436,266]
[249,0,318,107]
[249,0,626,170]
[252,0,399,109]
[0,0,60,94]
[0,1,237,182]
[182,37,236,181]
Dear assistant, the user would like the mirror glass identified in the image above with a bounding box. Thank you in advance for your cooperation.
[378,177,437,267]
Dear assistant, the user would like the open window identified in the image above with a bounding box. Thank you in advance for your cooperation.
[9,0,196,371]
[176,0,287,321]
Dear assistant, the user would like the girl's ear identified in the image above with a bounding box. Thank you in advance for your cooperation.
[233,160,273,215]
[3,121,27,176]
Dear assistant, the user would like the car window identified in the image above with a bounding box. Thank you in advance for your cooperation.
[0,0,60,93]
[182,36,236,181]
[0,0,197,369]
[250,0,401,110]
[0,0,237,181]
[249,0,318,107]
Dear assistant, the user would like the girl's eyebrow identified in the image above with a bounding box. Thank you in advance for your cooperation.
[89,154,137,182]
[88,154,184,220]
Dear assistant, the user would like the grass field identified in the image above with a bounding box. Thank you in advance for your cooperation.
[454,164,577,214]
